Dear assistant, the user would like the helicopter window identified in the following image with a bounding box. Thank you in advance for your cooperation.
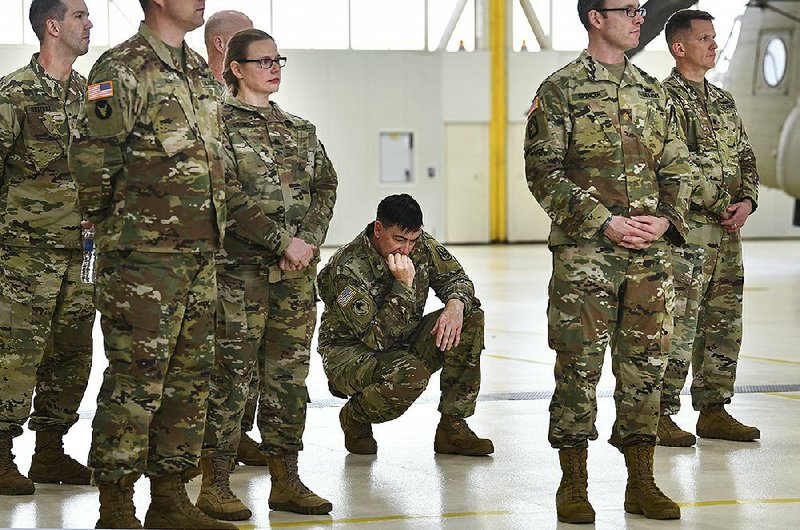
[763,38,787,87]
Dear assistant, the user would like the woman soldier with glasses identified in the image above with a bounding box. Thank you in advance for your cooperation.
[196,28,338,520]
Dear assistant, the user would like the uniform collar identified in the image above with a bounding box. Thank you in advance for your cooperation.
[579,49,649,87]
[362,223,390,279]
[223,95,282,122]
[28,53,81,103]
[138,22,201,74]
[667,67,715,103]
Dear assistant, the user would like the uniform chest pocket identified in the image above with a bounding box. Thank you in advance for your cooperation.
[23,111,64,172]
[571,102,613,151]
[641,103,667,158]
[148,94,198,157]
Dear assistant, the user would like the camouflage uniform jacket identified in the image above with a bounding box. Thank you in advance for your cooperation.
[219,96,338,278]
[0,54,85,249]
[317,224,479,351]
[69,23,283,253]
[663,68,759,223]
[524,51,692,247]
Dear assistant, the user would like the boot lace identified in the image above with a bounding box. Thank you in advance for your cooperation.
[282,454,313,495]
[211,457,236,497]
[634,449,668,499]
[563,449,589,501]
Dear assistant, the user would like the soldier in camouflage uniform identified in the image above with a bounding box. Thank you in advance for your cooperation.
[69,3,288,529]
[202,10,268,469]
[524,1,693,523]
[0,0,94,496]
[657,10,760,447]
[318,194,493,459]
[196,29,337,519]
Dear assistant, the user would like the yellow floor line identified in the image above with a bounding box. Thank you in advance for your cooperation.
[765,392,800,401]
[679,498,800,508]
[485,353,552,366]
[740,354,800,366]
[254,510,513,528]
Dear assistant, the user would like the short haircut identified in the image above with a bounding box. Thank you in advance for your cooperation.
[139,0,149,11]
[205,10,253,50]
[577,0,606,31]
[376,194,423,233]
[665,9,715,46]
[223,28,275,96]
[29,0,68,42]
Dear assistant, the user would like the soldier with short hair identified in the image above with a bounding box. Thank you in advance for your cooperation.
[658,9,760,447]
[69,1,286,528]
[0,0,94,496]
[197,28,337,519]
[318,194,493,458]
[524,0,692,523]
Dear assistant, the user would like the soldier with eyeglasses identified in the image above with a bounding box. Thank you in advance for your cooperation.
[196,28,337,519]
[524,0,692,523]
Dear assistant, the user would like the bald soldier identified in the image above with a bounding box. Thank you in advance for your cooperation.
[204,10,252,85]
[657,9,760,447]
[0,0,95,495]
[318,194,493,457]
[70,0,291,528]
[524,0,692,523]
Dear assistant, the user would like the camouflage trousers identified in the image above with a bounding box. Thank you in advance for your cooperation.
[661,222,743,414]
[547,240,674,449]
[204,264,317,457]
[322,308,485,424]
[240,354,260,433]
[90,250,216,483]
[0,246,94,437]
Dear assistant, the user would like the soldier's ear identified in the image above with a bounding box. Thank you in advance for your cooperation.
[214,35,225,54]
[588,10,603,31]
[671,42,685,58]
[229,61,244,80]
[45,18,60,39]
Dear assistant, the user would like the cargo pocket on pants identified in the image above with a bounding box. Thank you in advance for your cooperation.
[671,252,696,319]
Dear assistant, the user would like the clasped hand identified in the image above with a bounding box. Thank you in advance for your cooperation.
[280,237,317,272]
[604,215,670,250]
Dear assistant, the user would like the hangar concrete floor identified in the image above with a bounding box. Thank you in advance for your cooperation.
[2,241,799,529]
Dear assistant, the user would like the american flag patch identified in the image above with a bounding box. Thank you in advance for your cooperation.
[88,81,114,101]
[337,286,356,307]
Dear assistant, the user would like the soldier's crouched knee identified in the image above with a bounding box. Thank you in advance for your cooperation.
[384,355,431,404]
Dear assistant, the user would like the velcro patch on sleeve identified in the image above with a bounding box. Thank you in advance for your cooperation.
[88,81,114,101]
[337,285,357,307]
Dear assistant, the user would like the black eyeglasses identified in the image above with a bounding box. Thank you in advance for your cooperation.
[595,7,646,18]
[238,56,287,69]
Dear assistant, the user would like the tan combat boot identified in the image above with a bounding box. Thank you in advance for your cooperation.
[434,415,494,456]
[236,433,268,466]
[555,447,595,524]
[143,474,236,529]
[28,428,91,485]
[697,405,760,441]
[196,456,252,521]
[267,454,332,515]
[657,415,696,447]
[96,474,143,529]
[339,403,377,455]
[622,445,681,520]
[0,431,34,495]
